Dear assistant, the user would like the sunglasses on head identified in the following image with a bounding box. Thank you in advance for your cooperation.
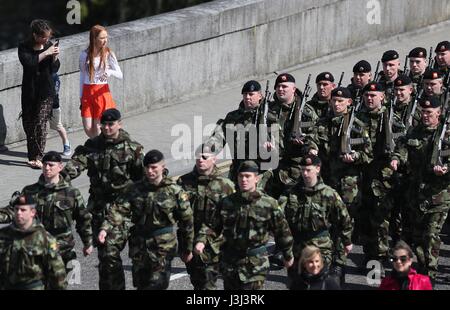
[390,255,409,263]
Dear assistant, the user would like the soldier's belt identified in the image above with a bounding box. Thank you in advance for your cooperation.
[298,229,330,240]
[140,226,174,238]
[246,245,268,256]
[7,280,44,290]
[47,227,71,236]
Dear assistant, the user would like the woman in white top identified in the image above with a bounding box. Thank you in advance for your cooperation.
[79,25,122,138]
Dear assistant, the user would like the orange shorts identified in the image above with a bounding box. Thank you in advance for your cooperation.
[81,84,116,119]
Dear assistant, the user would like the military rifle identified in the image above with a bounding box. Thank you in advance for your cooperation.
[290,74,312,141]
[405,88,423,131]
[431,110,450,167]
[373,61,381,82]
[428,46,435,69]
[340,96,363,156]
[337,72,345,88]
[403,56,409,76]
[384,96,397,155]
[256,80,272,143]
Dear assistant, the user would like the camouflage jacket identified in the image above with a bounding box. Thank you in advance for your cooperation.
[64,129,144,202]
[347,81,364,100]
[0,174,92,250]
[279,179,352,248]
[267,93,319,159]
[306,93,331,120]
[197,190,293,261]
[102,175,194,255]
[393,123,450,191]
[207,102,266,163]
[316,111,372,182]
[177,166,235,260]
[258,159,302,200]
[0,221,67,290]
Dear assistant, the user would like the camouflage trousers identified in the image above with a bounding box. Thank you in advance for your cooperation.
[331,175,361,266]
[221,253,269,290]
[407,188,450,280]
[96,225,128,290]
[185,254,220,290]
[130,232,177,290]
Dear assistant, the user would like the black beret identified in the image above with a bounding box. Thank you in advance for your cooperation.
[363,82,385,93]
[315,72,334,83]
[435,41,450,53]
[394,75,412,87]
[331,87,352,99]
[353,60,372,73]
[420,96,441,109]
[381,50,399,62]
[300,154,321,166]
[241,80,261,94]
[13,194,37,207]
[143,149,164,166]
[408,47,427,59]
[275,73,295,87]
[195,143,218,156]
[100,108,121,124]
[42,151,62,163]
[237,160,259,174]
[423,68,442,80]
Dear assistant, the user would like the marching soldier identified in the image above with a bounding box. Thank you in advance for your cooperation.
[64,108,144,290]
[377,50,402,100]
[207,80,274,182]
[434,41,450,80]
[177,144,235,290]
[279,154,353,288]
[347,60,372,100]
[390,96,450,284]
[99,150,194,290]
[306,72,336,119]
[0,194,67,290]
[316,87,371,282]
[194,160,294,290]
[408,47,428,90]
[0,151,93,270]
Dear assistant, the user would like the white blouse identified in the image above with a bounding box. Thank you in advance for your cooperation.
[79,50,123,98]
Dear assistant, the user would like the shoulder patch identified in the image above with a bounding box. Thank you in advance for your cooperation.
[180,192,189,202]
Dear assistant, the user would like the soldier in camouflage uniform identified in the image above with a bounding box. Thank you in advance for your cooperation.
[423,68,447,107]
[0,151,93,270]
[347,60,372,100]
[266,73,319,163]
[408,47,428,91]
[390,96,450,282]
[306,72,336,120]
[0,195,66,290]
[63,108,144,290]
[177,144,235,290]
[195,161,294,290]
[434,41,450,82]
[377,50,403,101]
[315,87,371,282]
[207,80,275,183]
[278,155,353,289]
[99,150,194,290]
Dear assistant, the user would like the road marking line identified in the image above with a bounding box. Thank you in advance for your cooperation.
[170,271,189,281]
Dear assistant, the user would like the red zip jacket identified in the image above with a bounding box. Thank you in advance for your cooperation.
[379,268,432,290]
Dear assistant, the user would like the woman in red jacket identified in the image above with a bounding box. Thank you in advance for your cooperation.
[379,241,432,290]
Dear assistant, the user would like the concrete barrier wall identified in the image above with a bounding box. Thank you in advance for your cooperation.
[1,0,449,146]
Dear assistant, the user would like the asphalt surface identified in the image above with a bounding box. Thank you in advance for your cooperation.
[1,20,450,290]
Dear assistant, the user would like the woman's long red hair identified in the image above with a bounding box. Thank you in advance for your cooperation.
[86,25,111,82]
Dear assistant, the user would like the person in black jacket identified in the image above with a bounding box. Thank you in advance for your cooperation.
[18,19,60,169]
[289,245,341,290]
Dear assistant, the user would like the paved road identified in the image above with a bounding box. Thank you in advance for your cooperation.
[1,20,450,290]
